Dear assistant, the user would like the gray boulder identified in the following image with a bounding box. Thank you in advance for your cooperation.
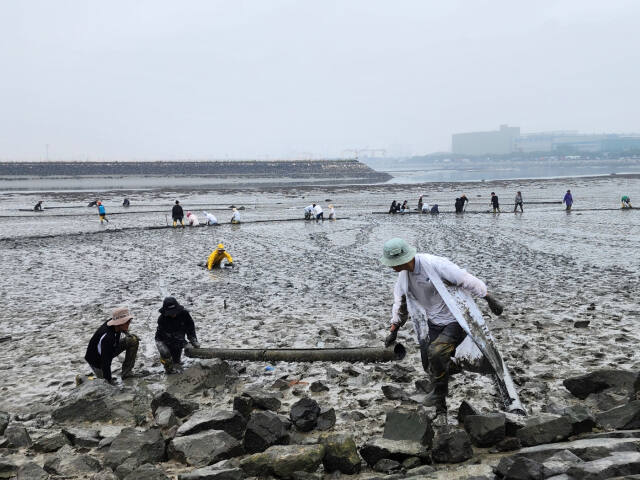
[383,408,434,446]
[62,427,101,448]
[458,400,480,423]
[0,411,8,435]
[242,391,282,412]
[464,413,506,447]
[44,445,102,477]
[243,410,290,454]
[563,370,639,400]
[155,406,178,429]
[431,429,473,463]
[407,464,436,476]
[321,434,361,474]
[177,410,247,439]
[104,428,165,471]
[178,466,244,480]
[290,398,321,432]
[517,436,640,462]
[542,449,583,477]
[516,414,573,447]
[232,395,253,418]
[167,360,238,396]
[596,400,640,430]
[373,458,401,473]
[495,456,546,480]
[381,385,410,401]
[92,472,119,480]
[316,408,336,431]
[359,437,430,467]
[151,391,199,418]
[168,430,243,466]
[4,425,32,448]
[239,444,325,479]
[309,381,329,393]
[566,450,640,479]
[560,405,597,435]
[17,462,49,480]
[0,459,17,479]
[32,431,70,453]
[122,463,170,480]
[51,381,136,423]
[490,437,522,452]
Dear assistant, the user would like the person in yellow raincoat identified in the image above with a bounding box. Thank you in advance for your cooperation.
[207,244,234,269]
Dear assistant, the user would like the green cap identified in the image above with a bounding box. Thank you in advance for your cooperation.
[380,238,417,267]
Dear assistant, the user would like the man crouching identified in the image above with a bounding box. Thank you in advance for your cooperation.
[156,297,200,373]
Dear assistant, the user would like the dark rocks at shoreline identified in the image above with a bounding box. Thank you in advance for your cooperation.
[4,425,32,448]
[382,408,434,447]
[463,413,506,447]
[290,398,321,432]
[320,434,361,474]
[243,411,291,454]
[239,444,325,479]
[103,427,165,473]
[563,369,639,400]
[168,430,243,467]
[515,414,573,447]
[596,400,640,430]
[176,410,247,439]
[431,429,473,463]
[359,437,430,467]
[151,391,199,418]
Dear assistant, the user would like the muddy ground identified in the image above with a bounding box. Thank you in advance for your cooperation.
[0,174,639,476]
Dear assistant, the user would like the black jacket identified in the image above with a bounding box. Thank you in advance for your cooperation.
[155,304,197,347]
[172,204,184,219]
[491,196,500,207]
[85,321,121,382]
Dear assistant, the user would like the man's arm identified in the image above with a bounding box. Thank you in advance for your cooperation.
[184,313,200,348]
[432,257,487,297]
[224,252,233,264]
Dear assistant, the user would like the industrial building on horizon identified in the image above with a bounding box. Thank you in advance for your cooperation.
[452,124,640,155]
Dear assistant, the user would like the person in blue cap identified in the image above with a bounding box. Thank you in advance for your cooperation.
[380,238,503,416]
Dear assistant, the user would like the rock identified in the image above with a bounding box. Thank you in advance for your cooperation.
[62,427,101,448]
[321,434,361,474]
[407,464,436,476]
[32,431,70,452]
[495,456,546,480]
[51,381,136,423]
[44,445,102,477]
[381,385,409,401]
[560,405,596,435]
[0,459,18,479]
[0,412,9,435]
[114,457,139,479]
[516,414,573,447]
[232,395,254,418]
[309,381,329,393]
[151,391,199,418]
[16,462,49,480]
[415,379,432,393]
[402,456,422,469]
[458,400,480,423]
[585,387,631,411]
[167,360,238,396]
[563,370,639,400]
[542,450,583,477]
[373,458,401,473]
[4,425,32,448]
[517,436,640,462]
[122,463,170,480]
[178,466,244,480]
[290,398,321,432]
[596,400,640,429]
[169,430,243,466]
[359,437,430,467]
[93,472,119,480]
[431,429,473,463]
[104,428,165,471]
[504,412,527,437]
[155,406,178,429]
[566,450,640,479]
[239,444,325,479]
[464,413,506,447]
[383,408,434,446]
[242,391,282,412]
[177,410,247,439]
[316,408,336,431]
[272,379,291,390]
[490,437,522,452]
[243,410,290,453]
[574,320,590,328]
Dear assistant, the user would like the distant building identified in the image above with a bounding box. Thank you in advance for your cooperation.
[452,125,640,155]
[452,125,520,155]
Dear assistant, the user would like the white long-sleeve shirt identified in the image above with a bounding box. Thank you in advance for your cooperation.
[391,253,487,340]
[313,205,323,215]
[304,205,314,214]
[203,212,218,225]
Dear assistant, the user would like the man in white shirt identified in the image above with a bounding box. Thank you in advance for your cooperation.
[380,238,503,415]
[313,203,323,221]
[304,205,314,220]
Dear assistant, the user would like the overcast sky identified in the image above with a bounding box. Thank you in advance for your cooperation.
[1,0,639,160]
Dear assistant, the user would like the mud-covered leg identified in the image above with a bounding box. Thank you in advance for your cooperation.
[118,333,139,379]
[156,340,175,374]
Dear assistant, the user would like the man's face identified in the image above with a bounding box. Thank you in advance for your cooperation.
[391,258,415,273]
[117,320,131,332]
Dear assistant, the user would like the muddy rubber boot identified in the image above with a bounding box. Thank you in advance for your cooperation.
[423,380,448,415]
[121,334,139,379]
[161,357,175,374]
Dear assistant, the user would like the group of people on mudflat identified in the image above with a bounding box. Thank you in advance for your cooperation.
[389,190,633,214]
[303,203,336,221]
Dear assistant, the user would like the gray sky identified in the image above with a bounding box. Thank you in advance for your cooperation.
[1,0,639,160]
